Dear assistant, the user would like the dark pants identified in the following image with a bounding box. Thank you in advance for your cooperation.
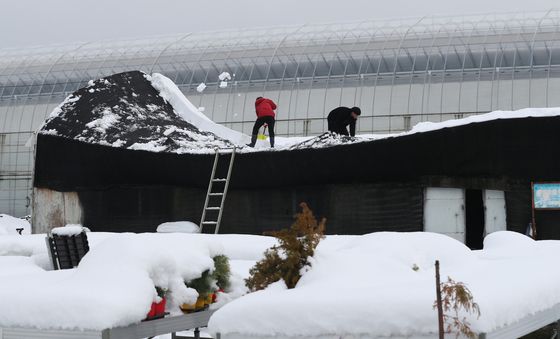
[250,116,275,147]
[327,119,349,136]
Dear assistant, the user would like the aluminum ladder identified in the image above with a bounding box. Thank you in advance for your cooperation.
[199,147,236,234]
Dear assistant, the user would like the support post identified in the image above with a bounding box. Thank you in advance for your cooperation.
[436,260,444,339]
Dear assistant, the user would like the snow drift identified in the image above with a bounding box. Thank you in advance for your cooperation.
[209,231,560,338]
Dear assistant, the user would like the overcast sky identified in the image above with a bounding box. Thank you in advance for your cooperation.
[1,0,558,49]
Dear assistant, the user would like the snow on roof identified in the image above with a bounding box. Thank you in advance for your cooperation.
[38,70,560,154]
[148,73,246,146]
[290,107,560,150]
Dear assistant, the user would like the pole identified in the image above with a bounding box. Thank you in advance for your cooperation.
[531,182,537,239]
[436,260,444,339]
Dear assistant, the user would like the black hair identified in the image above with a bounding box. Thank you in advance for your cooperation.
[256,96,263,100]
[351,107,361,115]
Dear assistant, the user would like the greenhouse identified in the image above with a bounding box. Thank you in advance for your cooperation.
[1,10,560,218]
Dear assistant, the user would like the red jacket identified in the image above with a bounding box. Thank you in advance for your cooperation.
[255,97,276,118]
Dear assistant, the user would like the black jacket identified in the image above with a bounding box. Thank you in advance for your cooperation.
[327,107,357,136]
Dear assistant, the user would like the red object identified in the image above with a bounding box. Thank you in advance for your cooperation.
[147,302,157,318]
[255,97,276,118]
[211,293,217,303]
[154,297,166,315]
[146,297,166,319]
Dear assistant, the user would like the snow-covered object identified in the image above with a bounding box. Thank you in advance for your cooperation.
[0,233,275,330]
[39,71,236,154]
[198,106,205,112]
[209,231,560,338]
[156,221,200,233]
[0,234,214,330]
[0,214,31,235]
[149,73,247,145]
[196,82,206,93]
[218,72,231,81]
[219,81,228,88]
[51,224,88,236]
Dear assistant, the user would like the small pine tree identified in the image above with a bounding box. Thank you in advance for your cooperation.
[434,277,481,339]
[245,202,326,291]
[212,255,231,291]
[187,269,213,298]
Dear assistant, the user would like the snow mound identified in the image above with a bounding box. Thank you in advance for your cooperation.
[0,233,217,330]
[149,73,247,145]
[209,231,560,338]
[288,131,370,149]
[51,224,89,236]
[0,232,276,331]
[156,221,200,233]
[0,214,30,235]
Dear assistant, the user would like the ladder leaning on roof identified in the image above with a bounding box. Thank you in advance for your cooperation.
[199,147,236,234]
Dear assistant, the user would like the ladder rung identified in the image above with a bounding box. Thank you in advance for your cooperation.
[212,178,227,182]
[202,221,218,225]
[206,207,220,210]
[209,193,223,196]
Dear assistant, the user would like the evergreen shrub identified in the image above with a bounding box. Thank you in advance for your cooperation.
[245,202,325,291]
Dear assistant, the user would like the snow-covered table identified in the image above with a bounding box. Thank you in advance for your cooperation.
[0,309,215,339]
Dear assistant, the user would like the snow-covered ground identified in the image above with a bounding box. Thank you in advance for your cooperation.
[1,217,559,338]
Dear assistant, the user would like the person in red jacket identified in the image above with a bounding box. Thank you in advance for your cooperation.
[247,96,276,148]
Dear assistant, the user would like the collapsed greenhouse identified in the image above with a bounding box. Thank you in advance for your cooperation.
[32,71,560,248]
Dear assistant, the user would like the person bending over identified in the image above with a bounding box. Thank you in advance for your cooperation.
[247,96,276,148]
[327,106,361,136]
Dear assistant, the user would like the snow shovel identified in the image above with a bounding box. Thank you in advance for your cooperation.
[257,124,268,140]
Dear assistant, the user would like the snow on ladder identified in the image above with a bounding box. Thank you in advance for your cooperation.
[199,147,236,234]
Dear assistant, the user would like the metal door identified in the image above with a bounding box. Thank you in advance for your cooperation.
[483,190,507,235]
[424,187,465,243]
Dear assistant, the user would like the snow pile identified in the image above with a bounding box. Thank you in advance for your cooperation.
[51,224,89,236]
[218,72,232,81]
[288,131,370,150]
[0,214,30,235]
[0,233,276,330]
[209,231,560,338]
[156,221,200,233]
[149,73,247,145]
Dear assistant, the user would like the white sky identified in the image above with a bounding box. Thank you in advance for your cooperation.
[1,0,558,49]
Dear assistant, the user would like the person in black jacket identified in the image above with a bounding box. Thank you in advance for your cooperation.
[327,106,361,136]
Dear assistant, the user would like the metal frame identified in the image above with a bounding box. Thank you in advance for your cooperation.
[2,11,560,217]
[0,310,215,339]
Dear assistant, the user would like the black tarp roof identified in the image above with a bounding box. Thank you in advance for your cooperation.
[34,71,560,191]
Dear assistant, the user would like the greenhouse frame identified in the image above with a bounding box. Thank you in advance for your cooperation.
[1,10,560,218]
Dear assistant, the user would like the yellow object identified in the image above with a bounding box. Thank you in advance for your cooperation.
[257,133,267,140]
[195,297,206,310]
[206,294,213,305]
[180,302,196,313]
